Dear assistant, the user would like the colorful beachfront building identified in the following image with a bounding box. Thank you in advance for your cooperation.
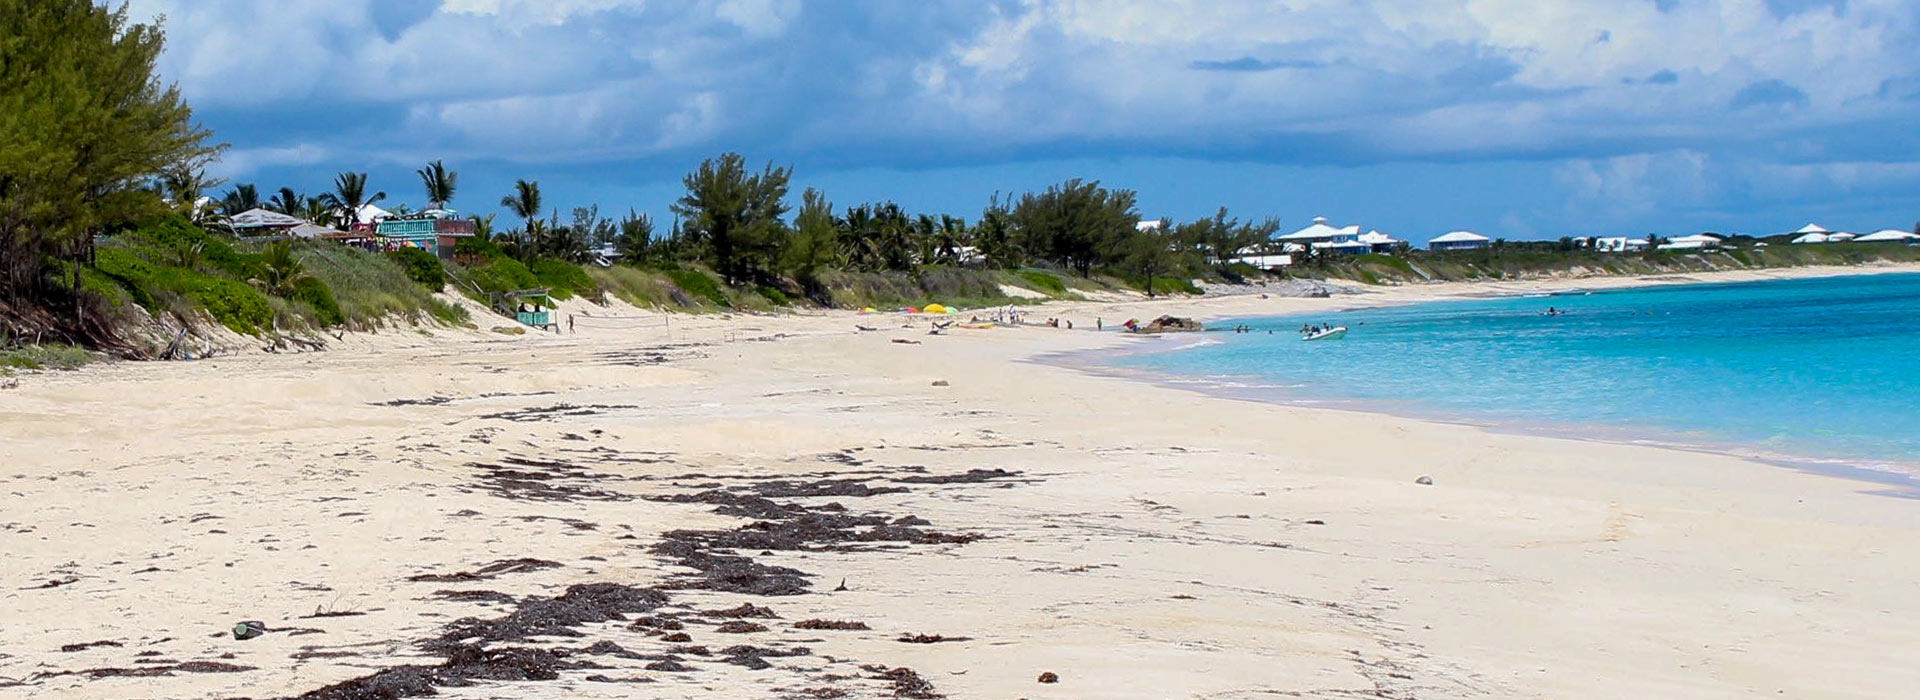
[373,212,476,259]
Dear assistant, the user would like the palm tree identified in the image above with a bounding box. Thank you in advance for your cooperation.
[249,240,310,297]
[331,172,385,227]
[500,179,542,234]
[220,183,261,216]
[267,187,307,217]
[305,195,340,227]
[417,160,458,211]
[161,166,226,230]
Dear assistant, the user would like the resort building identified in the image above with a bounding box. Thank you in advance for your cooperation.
[1274,217,1362,253]
[1658,234,1723,251]
[1826,232,1857,242]
[1427,231,1491,251]
[1791,232,1831,244]
[1592,237,1630,252]
[1854,229,1920,243]
[373,210,476,260]
[1229,248,1293,270]
[228,208,306,236]
[1357,230,1403,253]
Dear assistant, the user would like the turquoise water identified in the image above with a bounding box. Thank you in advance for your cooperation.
[1112,273,1920,476]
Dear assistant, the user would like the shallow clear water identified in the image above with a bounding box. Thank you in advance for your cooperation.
[1113,273,1920,474]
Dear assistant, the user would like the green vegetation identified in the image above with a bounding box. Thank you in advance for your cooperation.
[0,344,96,371]
[296,243,468,327]
[387,247,446,290]
[527,258,598,301]
[1011,269,1071,297]
[1,1,222,349]
[664,268,730,307]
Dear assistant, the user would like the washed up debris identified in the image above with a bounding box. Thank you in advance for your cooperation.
[1415,475,1434,486]
[705,603,779,619]
[1038,671,1060,684]
[232,621,266,641]
[895,469,1020,484]
[715,621,769,634]
[866,665,942,699]
[407,558,562,583]
[931,380,950,387]
[58,641,123,653]
[794,619,869,631]
[897,634,970,644]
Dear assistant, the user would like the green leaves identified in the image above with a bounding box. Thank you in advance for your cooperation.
[670,152,792,284]
[418,160,457,210]
[1,0,223,344]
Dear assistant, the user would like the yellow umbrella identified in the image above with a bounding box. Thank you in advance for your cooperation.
[924,303,948,314]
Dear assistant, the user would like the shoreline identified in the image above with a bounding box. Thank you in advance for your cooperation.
[1033,266,1920,497]
[5,262,1920,698]
[1045,341,1920,499]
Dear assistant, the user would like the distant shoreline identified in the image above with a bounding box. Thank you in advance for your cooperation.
[1037,265,1920,497]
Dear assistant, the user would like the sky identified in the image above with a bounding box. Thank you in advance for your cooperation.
[122,0,1920,240]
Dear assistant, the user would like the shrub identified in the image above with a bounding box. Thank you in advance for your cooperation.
[528,258,597,300]
[289,276,345,326]
[0,345,96,370]
[665,268,729,307]
[93,247,275,335]
[386,247,446,290]
[755,285,790,306]
[1013,270,1069,296]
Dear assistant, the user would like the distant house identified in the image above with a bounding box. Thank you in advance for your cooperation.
[1229,247,1293,270]
[1658,234,1722,251]
[288,222,353,241]
[1274,217,1362,253]
[1826,232,1857,242]
[1790,232,1831,244]
[1593,237,1630,252]
[228,208,306,235]
[1854,229,1920,243]
[1357,230,1403,253]
[1427,231,1491,251]
[374,210,476,260]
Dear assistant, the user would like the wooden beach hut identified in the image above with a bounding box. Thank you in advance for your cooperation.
[493,289,557,332]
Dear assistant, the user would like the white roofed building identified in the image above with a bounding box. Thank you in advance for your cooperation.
[1428,231,1491,251]
[1791,233,1831,244]
[228,208,306,234]
[1274,217,1361,253]
[1854,230,1920,243]
[1658,234,1723,251]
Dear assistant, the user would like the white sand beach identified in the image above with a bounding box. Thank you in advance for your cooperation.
[4,265,1919,700]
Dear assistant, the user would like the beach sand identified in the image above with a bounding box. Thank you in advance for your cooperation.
[3,264,1918,699]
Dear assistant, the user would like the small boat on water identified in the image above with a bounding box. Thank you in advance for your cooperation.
[1302,326,1348,341]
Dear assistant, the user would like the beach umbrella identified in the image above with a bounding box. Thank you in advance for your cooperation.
[924,303,948,314]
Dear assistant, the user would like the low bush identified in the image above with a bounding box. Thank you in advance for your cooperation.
[386,247,446,290]
[528,258,598,300]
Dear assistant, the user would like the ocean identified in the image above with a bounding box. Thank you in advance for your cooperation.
[1108,273,1920,479]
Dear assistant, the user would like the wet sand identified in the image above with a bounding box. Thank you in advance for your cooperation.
[3,264,1919,699]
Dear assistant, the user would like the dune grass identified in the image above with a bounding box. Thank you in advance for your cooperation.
[0,344,97,370]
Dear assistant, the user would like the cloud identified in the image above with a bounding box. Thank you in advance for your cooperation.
[1188,57,1323,72]
[1624,69,1680,85]
[115,0,1920,238]
[1731,79,1811,109]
